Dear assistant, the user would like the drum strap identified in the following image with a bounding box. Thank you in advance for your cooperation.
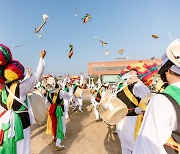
[123,85,138,106]
[52,88,60,104]
[122,84,146,141]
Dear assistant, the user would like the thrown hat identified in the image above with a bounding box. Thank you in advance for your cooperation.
[152,34,159,39]
[0,44,13,66]
[4,60,25,82]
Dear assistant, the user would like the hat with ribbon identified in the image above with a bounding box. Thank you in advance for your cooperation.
[4,60,25,82]
[159,39,180,75]
[0,44,13,66]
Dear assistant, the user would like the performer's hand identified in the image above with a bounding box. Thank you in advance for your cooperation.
[26,67,31,76]
[127,77,140,85]
[112,92,117,97]
[40,50,46,59]
[134,107,143,114]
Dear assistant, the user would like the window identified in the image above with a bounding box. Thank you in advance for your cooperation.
[92,66,125,71]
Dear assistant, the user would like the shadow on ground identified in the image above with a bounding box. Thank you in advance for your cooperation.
[38,100,92,154]
[31,93,122,154]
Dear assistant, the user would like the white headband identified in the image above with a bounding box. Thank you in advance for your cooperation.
[170,65,180,75]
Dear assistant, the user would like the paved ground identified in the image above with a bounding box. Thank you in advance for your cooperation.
[31,90,122,154]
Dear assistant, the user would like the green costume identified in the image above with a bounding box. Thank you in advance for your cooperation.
[163,85,180,105]
[55,106,64,141]
[0,88,27,154]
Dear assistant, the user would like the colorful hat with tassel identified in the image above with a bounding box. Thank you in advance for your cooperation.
[120,61,158,87]
[120,68,130,76]
[0,44,13,66]
[126,62,150,78]
[141,62,158,87]
[0,66,6,84]
[4,60,25,82]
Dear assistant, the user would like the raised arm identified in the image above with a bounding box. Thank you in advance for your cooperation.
[20,50,46,101]
[22,67,32,81]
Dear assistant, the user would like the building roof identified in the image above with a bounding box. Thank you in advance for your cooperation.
[88,58,162,76]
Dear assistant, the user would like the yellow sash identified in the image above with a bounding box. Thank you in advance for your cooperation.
[6,82,18,110]
[123,85,147,140]
[52,88,60,104]
[166,136,180,153]
[124,85,180,152]
[46,88,60,135]
[123,86,138,106]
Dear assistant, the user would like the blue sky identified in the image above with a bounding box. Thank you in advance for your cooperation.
[0,0,180,76]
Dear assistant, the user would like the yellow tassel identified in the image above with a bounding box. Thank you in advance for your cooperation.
[46,107,53,135]
[166,136,180,153]
[134,114,143,140]
[6,82,18,110]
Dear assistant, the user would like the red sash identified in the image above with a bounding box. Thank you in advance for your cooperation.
[0,110,7,145]
[48,104,57,138]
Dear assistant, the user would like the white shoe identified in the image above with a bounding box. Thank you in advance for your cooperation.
[72,107,76,111]
[94,118,99,122]
[64,133,67,138]
[79,109,83,112]
[55,145,65,151]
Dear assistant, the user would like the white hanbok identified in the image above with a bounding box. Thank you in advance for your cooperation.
[16,58,45,154]
[116,81,150,154]
[133,82,180,154]
[94,90,106,120]
[45,88,72,147]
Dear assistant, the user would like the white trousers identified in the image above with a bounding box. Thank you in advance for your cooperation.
[64,99,70,119]
[73,96,83,111]
[94,101,100,120]
[91,95,95,107]
[62,114,66,135]
[116,116,137,154]
[17,126,30,154]
[56,138,62,147]
[77,97,83,110]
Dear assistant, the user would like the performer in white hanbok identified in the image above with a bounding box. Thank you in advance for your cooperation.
[45,79,73,151]
[63,80,73,120]
[133,39,180,154]
[116,69,150,154]
[93,84,108,121]
[90,88,96,107]
[71,81,83,112]
[80,73,84,86]
[0,44,46,154]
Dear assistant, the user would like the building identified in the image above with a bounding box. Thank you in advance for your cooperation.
[88,58,162,83]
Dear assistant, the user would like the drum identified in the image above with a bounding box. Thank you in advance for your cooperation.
[28,90,47,125]
[74,87,83,98]
[97,94,128,125]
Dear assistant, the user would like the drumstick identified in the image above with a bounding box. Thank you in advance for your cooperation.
[35,21,47,34]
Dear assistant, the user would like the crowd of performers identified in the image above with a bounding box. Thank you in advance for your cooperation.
[34,73,86,150]
[89,40,180,154]
[0,39,180,154]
